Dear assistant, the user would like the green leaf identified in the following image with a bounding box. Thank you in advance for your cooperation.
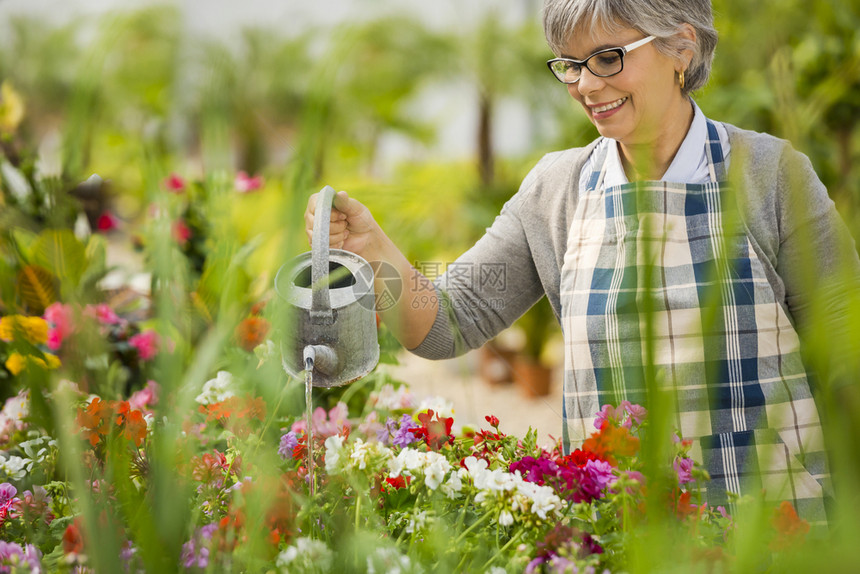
[32,229,87,285]
[10,227,37,262]
[17,263,57,314]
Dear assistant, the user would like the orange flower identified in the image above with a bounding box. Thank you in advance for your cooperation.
[581,420,640,465]
[770,501,810,550]
[122,410,148,447]
[76,397,113,446]
[235,316,269,352]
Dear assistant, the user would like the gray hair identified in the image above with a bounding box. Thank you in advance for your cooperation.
[542,0,718,94]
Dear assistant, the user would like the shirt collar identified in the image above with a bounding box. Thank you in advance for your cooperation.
[603,99,708,186]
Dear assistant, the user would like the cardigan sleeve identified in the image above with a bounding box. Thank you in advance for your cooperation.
[409,173,548,360]
[774,145,860,389]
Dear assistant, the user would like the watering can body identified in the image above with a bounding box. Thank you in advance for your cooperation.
[276,186,380,387]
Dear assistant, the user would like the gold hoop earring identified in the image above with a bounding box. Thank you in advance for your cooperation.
[679,70,686,90]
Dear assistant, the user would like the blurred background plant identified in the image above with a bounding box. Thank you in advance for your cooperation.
[0,0,858,571]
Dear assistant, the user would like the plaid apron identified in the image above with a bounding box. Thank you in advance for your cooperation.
[560,121,829,524]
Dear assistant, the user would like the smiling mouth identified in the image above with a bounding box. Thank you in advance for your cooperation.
[591,97,628,114]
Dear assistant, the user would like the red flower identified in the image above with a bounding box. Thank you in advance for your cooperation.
[96,211,120,232]
[674,491,698,520]
[384,476,409,490]
[63,520,85,554]
[410,410,454,450]
[172,219,192,245]
[162,173,186,193]
[770,501,810,550]
[563,448,601,468]
[485,415,500,428]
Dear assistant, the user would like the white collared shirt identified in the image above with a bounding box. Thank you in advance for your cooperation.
[579,100,731,190]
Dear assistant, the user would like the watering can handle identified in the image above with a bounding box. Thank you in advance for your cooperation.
[311,185,336,322]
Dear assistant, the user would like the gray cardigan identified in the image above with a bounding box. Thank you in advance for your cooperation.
[412,124,860,365]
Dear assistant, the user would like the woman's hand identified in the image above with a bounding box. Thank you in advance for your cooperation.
[304,190,379,258]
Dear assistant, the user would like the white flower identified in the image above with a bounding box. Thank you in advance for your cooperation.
[276,537,332,572]
[424,457,451,490]
[0,454,28,480]
[324,435,346,474]
[349,439,393,472]
[195,371,236,405]
[441,472,463,500]
[367,546,417,574]
[405,510,428,534]
[498,510,514,526]
[370,384,414,411]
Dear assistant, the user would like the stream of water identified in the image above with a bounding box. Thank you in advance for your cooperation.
[304,368,315,498]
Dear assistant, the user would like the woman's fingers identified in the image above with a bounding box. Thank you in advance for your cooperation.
[304,190,353,247]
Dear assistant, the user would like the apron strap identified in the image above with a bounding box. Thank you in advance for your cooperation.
[705,120,727,183]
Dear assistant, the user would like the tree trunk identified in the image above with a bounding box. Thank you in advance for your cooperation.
[477,92,494,187]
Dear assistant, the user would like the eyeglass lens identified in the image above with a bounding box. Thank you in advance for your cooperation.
[549,49,623,83]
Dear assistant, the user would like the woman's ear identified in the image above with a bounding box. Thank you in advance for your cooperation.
[677,22,697,71]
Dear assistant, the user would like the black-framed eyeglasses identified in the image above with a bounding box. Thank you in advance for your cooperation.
[546,35,656,84]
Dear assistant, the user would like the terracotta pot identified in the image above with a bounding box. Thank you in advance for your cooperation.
[478,341,517,386]
[511,356,552,398]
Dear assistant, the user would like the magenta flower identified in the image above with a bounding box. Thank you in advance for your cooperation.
[234,171,264,193]
[0,541,41,571]
[674,456,695,485]
[43,302,74,351]
[584,458,616,492]
[129,330,160,361]
[162,173,186,193]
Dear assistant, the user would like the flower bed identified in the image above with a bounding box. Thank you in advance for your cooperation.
[0,367,816,573]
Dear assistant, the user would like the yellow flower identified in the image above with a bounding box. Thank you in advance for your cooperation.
[5,352,26,375]
[3,351,61,375]
[0,81,25,134]
[0,315,49,345]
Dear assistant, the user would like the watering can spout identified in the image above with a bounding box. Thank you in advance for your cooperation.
[303,344,338,376]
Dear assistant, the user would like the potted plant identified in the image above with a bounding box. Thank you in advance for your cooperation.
[510,297,559,398]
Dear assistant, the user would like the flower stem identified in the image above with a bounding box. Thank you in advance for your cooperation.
[454,511,492,544]
[482,529,523,570]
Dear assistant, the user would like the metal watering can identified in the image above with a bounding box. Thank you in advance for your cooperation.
[275,186,379,387]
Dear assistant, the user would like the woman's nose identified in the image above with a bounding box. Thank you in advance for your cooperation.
[573,67,604,97]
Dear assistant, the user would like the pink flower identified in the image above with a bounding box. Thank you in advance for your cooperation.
[162,173,186,193]
[291,401,350,438]
[620,401,647,428]
[674,456,695,485]
[129,380,159,412]
[84,304,121,326]
[96,211,120,232]
[234,171,264,193]
[594,404,618,430]
[129,330,159,361]
[43,303,75,351]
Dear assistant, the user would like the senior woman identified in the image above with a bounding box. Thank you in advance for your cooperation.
[305,0,860,524]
